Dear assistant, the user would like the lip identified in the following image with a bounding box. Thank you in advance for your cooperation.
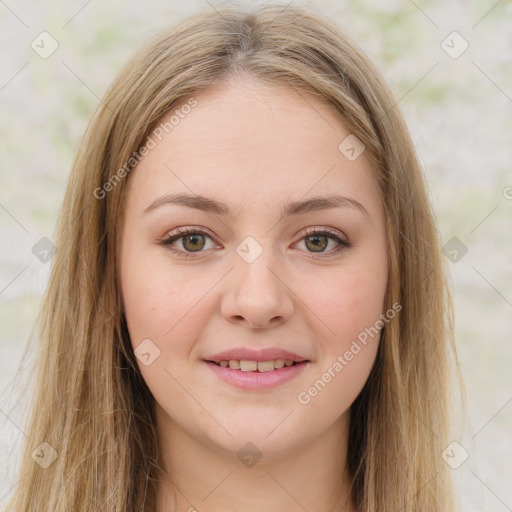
[204,347,309,363]
[204,360,310,390]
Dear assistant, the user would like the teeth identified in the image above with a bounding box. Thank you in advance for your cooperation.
[216,359,297,371]
[257,361,274,372]
[240,360,258,371]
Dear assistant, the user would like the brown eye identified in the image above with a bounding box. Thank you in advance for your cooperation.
[182,233,206,252]
[297,227,352,257]
[161,227,350,259]
[160,228,216,257]
[304,234,329,252]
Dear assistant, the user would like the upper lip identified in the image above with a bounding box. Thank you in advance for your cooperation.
[204,347,309,363]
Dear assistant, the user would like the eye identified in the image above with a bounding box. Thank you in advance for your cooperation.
[159,226,351,258]
[160,227,217,258]
[295,227,351,257]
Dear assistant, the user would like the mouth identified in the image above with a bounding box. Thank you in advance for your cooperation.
[202,358,310,390]
[204,358,307,372]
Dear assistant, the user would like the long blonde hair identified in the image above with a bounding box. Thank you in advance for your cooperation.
[4,2,464,510]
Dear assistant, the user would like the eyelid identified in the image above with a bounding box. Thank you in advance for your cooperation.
[299,225,348,242]
[160,226,219,249]
[163,225,217,241]
[162,225,347,243]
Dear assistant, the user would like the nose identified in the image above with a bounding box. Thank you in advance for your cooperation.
[220,244,295,329]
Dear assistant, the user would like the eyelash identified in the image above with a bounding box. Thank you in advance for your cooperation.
[159,226,352,259]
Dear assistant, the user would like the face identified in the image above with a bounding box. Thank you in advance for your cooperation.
[118,74,388,458]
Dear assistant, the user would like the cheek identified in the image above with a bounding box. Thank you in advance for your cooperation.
[295,340,378,432]
[120,254,217,404]
[304,257,387,349]
[293,254,386,411]
[294,289,383,425]
[120,248,216,353]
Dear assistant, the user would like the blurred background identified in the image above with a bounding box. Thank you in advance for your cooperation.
[0,0,511,510]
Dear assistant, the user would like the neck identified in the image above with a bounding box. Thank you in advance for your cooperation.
[155,407,356,512]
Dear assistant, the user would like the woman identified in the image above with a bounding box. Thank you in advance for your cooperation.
[5,2,464,511]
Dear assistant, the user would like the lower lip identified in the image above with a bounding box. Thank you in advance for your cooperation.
[203,361,310,390]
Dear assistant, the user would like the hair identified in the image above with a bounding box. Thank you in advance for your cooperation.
[4,2,465,511]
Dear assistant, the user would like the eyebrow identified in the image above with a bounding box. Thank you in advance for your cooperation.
[143,192,371,220]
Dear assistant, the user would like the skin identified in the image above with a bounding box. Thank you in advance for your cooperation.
[118,73,388,512]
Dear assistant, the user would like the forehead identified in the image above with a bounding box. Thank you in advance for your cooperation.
[125,75,382,219]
